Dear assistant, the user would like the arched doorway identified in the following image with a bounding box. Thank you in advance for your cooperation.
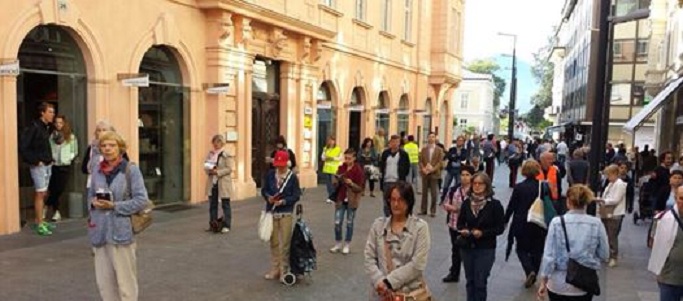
[317,82,335,182]
[376,91,390,137]
[439,101,449,143]
[138,46,189,204]
[397,94,409,136]
[422,98,433,144]
[348,87,364,151]
[16,25,88,224]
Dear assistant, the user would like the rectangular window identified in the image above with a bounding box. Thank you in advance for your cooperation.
[460,94,469,109]
[450,8,458,52]
[355,0,366,21]
[382,0,391,31]
[403,0,412,41]
[321,0,335,7]
[459,119,468,127]
[636,40,648,60]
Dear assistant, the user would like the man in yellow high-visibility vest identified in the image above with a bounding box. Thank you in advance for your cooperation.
[321,136,342,203]
[403,135,420,189]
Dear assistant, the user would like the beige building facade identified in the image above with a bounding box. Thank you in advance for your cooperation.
[0,0,463,235]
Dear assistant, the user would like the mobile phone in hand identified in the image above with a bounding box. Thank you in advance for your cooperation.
[96,192,111,201]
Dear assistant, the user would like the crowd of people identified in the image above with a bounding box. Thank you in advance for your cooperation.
[19,107,683,301]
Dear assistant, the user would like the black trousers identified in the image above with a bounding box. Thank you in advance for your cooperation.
[516,244,544,277]
[209,184,231,228]
[448,228,462,278]
[484,157,495,180]
[509,164,519,188]
[46,165,70,208]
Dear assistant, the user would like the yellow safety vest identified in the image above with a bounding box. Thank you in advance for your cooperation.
[404,142,420,164]
[322,146,342,174]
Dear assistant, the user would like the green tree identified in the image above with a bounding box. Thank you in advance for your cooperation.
[530,33,555,109]
[465,59,506,108]
[524,105,546,127]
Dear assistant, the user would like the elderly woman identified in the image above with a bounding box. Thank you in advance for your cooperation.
[87,131,149,301]
[261,150,301,282]
[538,185,609,301]
[457,173,505,301]
[598,164,627,267]
[649,185,683,301]
[505,160,547,288]
[204,135,234,233]
[365,181,431,301]
[82,121,127,188]
[441,165,476,283]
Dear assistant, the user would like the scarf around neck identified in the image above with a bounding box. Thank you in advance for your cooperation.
[470,194,488,216]
[100,156,123,176]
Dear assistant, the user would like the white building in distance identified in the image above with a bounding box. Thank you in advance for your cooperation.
[453,70,498,137]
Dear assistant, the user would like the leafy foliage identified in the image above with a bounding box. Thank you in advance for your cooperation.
[530,33,555,109]
[465,59,506,108]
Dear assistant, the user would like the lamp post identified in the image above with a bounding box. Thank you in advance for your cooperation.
[499,32,517,142]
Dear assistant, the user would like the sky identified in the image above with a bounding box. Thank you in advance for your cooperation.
[463,0,565,113]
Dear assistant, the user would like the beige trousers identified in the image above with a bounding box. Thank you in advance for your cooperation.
[270,215,294,275]
[93,243,138,301]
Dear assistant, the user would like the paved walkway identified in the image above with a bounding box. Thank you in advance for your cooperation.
[0,164,660,300]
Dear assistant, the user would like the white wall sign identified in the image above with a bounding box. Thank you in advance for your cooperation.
[304,107,313,115]
[396,109,410,115]
[676,116,683,125]
[303,129,312,139]
[0,60,20,76]
[348,105,364,112]
[225,131,238,142]
[118,73,149,87]
[374,108,390,114]
[206,85,229,94]
[303,141,312,151]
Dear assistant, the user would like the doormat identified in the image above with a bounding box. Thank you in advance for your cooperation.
[154,204,196,213]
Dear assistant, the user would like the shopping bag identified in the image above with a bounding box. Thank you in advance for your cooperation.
[258,210,273,242]
[527,181,547,229]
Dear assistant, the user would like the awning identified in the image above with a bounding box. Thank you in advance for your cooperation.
[623,76,683,133]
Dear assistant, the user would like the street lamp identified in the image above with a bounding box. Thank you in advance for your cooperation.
[498,32,517,142]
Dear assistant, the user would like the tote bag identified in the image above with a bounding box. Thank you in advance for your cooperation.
[527,181,546,229]
[258,171,293,242]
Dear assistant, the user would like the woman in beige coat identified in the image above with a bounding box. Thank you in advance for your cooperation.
[204,135,234,233]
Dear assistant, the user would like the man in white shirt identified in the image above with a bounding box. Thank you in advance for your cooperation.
[556,139,569,166]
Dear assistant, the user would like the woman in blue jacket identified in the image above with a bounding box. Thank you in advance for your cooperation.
[261,150,302,282]
[87,131,149,301]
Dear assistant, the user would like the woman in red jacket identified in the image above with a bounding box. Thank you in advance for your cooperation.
[330,148,365,254]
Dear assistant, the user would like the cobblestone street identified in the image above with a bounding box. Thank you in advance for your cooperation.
[0,165,660,301]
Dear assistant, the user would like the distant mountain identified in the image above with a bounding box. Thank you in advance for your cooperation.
[491,54,538,114]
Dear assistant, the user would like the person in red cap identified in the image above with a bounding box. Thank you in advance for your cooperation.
[261,149,301,282]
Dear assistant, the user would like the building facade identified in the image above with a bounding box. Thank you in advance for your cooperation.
[452,71,497,136]
[629,0,683,155]
[554,0,653,148]
[0,0,463,235]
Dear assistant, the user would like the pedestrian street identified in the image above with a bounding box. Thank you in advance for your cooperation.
[0,164,661,300]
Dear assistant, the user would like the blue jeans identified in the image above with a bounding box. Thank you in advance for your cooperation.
[334,202,357,242]
[325,173,335,199]
[461,248,496,301]
[659,282,683,301]
[442,170,460,194]
[409,164,419,187]
[30,164,52,192]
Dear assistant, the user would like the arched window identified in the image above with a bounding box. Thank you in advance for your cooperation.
[397,94,409,135]
[376,91,390,134]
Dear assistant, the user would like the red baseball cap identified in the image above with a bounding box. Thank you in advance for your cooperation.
[273,150,289,167]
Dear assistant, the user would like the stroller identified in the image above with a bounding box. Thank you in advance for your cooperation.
[282,203,317,286]
[634,175,656,224]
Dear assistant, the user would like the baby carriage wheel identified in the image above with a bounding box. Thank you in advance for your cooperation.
[281,272,296,286]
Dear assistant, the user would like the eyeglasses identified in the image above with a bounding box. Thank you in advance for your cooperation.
[472,181,486,186]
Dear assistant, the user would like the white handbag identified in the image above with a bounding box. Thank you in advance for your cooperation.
[258,210,274,242]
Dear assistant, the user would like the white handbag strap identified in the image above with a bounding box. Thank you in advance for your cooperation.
[277,170,293,195]
[537,181,543,199]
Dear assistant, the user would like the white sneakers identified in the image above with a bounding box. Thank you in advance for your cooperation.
[325,199,334,204]
[221,227,230,233]
[52,210,62,222]
[330,242,342,253]
[608,259,617,268]
[330,242,350,254]
[342,243,350,255]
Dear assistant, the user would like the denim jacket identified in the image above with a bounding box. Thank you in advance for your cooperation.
[540,210,609,278]
[87,160,149,247]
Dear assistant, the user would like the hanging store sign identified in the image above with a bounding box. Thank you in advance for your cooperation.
[304,107,314,115]
[118,73,149,87]
[348,105,364,112]
[0,60,20,76]
[204,83,230,95]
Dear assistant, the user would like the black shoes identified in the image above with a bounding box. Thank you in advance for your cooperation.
[442,274,459,283]
[524,272,537,288]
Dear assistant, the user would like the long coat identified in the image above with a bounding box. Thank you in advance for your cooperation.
[505,178,547,251]
[205,150,234,200]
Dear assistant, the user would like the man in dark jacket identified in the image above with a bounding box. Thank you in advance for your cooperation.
[379,135,410,216]
[19,102,55,236]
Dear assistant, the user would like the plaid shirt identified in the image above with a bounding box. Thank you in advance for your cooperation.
[443,186,468,229]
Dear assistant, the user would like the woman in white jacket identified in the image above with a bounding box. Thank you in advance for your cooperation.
[597,164,627,267]
[648,185,683,300]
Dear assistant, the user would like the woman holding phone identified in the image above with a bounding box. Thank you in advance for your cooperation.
[87,131,149,301]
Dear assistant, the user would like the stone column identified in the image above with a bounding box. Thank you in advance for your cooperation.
[0,75,20,235]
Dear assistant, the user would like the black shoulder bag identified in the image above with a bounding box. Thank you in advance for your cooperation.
[560,216,601,296]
